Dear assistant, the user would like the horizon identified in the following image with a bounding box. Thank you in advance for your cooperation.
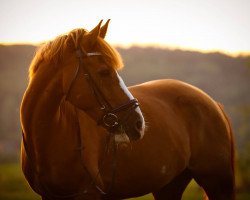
[1,0,250,55]
[1,41,249,58]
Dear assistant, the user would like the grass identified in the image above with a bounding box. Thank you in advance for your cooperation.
[128,181,203,200]
[0,163,40,200]
[0,163,249,200]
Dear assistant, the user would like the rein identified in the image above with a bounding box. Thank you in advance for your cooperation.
[21,112,117,200]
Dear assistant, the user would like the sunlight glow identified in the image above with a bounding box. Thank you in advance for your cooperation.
[1,0,250,54]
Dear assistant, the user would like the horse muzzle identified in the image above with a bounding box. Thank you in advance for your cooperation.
[123,110,145,141]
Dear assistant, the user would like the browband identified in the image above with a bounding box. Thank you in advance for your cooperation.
[87,52,102,56]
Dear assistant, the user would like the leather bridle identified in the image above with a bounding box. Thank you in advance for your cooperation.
[21,48,141,200]
[68,48,140,133]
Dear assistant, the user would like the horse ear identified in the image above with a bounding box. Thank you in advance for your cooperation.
[87,20,103,46]
[100,19,111,38]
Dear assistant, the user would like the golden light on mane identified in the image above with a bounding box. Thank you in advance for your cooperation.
[29,28,123,81]
[95,37,124,70]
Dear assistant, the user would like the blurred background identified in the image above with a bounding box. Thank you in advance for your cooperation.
[0,0,249,199]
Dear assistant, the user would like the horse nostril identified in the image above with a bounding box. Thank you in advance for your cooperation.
[135,120,143,131]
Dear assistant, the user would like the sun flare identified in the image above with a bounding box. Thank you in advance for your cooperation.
[1,0,249,55]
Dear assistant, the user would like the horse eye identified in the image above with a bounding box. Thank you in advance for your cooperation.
[98,69,111,77]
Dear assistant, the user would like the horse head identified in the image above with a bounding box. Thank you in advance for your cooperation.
[62,20,145,141]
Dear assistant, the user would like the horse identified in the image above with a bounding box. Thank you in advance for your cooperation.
[20,20,235,200]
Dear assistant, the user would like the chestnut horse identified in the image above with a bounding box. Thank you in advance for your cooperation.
[20,20,235,200]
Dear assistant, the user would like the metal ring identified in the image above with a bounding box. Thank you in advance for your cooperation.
[103,113,119,128]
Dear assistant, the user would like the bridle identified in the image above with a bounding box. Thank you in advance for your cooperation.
[68,48,140,133]
[21,48,141,200]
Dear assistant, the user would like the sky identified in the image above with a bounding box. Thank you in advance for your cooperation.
[1,0,250,54]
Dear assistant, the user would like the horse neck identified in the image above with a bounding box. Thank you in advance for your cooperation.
[21,66,81,166]
[20,63,66,160]
[21,64,63,125]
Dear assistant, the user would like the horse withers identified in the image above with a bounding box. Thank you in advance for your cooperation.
[20,20,235,200]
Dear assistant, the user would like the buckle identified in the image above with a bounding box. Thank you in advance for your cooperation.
[103,113,119,128]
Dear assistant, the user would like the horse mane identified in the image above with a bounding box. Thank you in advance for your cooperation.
[29,28,123,81]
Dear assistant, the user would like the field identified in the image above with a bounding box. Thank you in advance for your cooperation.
[1,45,250,199]
[1,163,249,200]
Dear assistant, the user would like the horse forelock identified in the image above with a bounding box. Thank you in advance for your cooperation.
[28,28,123,81]
[95,37,124,70]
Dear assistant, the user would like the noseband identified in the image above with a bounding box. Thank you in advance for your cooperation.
[68,49,139,132]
